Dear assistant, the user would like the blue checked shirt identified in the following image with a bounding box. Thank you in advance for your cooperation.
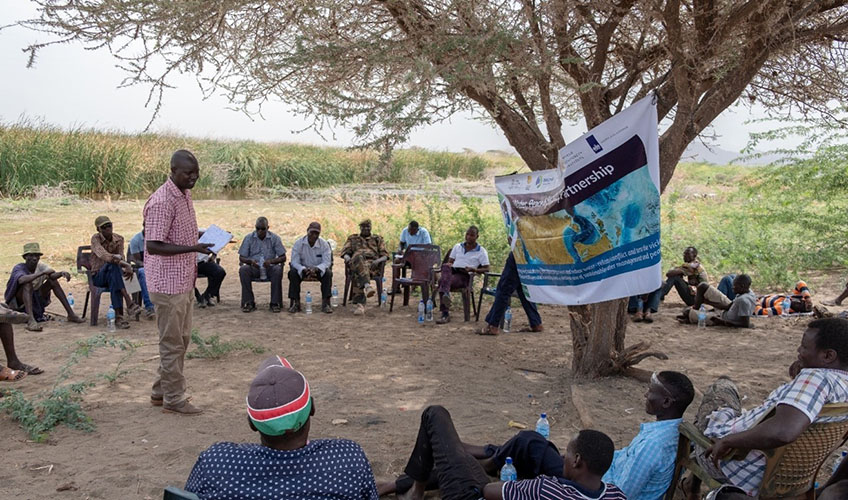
[704,368,848,496]
[602,417,682,500]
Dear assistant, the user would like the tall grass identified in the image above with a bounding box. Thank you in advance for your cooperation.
[0,121,518,196]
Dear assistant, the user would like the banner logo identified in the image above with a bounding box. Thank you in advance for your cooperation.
[586,135,603,153]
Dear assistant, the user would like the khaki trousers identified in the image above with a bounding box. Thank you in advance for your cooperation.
[150,291,193,406]
[688,285,732,323]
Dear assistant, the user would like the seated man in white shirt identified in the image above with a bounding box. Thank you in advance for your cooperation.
[436,226,489,324]
[288,222,333,314]
[684,318,848,498]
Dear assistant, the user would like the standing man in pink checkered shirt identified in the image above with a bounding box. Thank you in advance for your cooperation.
[144,150,213,415]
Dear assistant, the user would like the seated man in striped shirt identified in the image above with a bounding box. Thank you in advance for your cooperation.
[684,318,848,499]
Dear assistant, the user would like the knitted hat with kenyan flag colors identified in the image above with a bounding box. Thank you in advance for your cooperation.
[247,355,312,436]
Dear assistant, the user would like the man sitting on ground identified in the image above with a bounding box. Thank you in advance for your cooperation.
[238,217,287,313]
[389,405,625,500]
[4,242,84,331]
[380,371,694,500]
[478,252,542,335]
[89,216,142,328]
[679,274,755,328]
[0,303,42,381]
[128,226,156,319]
[436,225,490,325]
[185,355,379,499]
[288,222,333,314]
[684,318,848,498]
[340,219,389,316]
[660,246,709,306]
[753,280,813,316]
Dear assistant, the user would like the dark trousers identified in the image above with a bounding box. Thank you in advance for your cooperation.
[92,262,125,310]
[287,268,333,301]
[438,265,471,314]
[484,253,541,328]
[628,287,662,313]
[239,264,283,307]
[197,260,226,298]
[660,275,695,306]
[403,405,490,500]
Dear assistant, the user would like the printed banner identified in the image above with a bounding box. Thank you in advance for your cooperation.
[495,95,661,305]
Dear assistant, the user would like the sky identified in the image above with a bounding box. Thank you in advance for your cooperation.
[1,2,776,155]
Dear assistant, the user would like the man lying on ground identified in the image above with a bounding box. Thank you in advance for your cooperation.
[4,242,84,331]
[683,318,848,498]
[0,302,43,381]
[753,280,813,316]
[380,371,693,500]
[385,405,625,500]
[679,274,755,328]
[185,355,379,499]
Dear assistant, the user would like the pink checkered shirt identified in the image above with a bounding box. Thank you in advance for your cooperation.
[143,178,198,295]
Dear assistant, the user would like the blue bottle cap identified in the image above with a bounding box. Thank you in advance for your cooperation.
[541,413,546,418]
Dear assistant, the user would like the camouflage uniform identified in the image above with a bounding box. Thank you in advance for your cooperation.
[340,233,388,304]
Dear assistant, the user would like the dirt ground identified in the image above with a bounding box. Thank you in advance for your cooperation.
[1,201,846,499]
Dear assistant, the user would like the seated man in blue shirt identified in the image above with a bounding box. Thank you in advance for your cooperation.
[238,217,287,313]
[379,371,694,500]
[185,355,379,499]
[288,222,333,313]
[128,227,156,319]
[399,220,432,252]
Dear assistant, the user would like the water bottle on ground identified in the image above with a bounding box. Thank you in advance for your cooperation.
[258,256,267,280]
[782,296,792,316]
[381,288,388,310]
[504,306,513,333]
[331,285,339,308]
[697,305,707,328]
[833,450,847,474]
[106,305,116,333]
[67,292,75,311]
[305,291,313,314]
[500,457,517,481]
[417,300,425,325]
[425,298,434,322]
[536,413,550,439]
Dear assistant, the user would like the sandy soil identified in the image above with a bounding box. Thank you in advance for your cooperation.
[2,251,845,499]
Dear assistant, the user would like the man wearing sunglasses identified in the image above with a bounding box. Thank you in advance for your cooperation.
[238,217,287,313]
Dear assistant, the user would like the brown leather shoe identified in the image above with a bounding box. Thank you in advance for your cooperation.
[162,400,203,415]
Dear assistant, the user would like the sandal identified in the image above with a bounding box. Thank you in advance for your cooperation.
[519,325,544,332]
[242,303,256,313]
[11,363,43,375]
[0,366,27,382]
[25,319,43,332]
[478,325,500,336]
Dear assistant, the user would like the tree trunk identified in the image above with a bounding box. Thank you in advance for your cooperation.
[569,299,629,377]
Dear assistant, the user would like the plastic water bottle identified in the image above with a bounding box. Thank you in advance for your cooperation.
[106,305,116,332]
[500,457,517,481]
[305,291,313,314]
[425,298,434,322]
[504,307,513,333]
[381,288,388,310]
[536,413,550,439]
[417,300,425,325]
[67,292,75,311]
[833,450,847,474]
[331,285,339,308]
[782,297,792,316]
[258,256,267,280]
[697,305,707,328]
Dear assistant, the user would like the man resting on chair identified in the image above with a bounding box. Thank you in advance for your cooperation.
[436,225,490,325]
[685,318,848,498]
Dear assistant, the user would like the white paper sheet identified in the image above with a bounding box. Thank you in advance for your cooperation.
[197,224,232,262]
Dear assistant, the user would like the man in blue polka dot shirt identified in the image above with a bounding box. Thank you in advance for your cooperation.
[185,355,379,499]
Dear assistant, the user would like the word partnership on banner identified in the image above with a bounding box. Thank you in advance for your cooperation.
[495,95,662,306]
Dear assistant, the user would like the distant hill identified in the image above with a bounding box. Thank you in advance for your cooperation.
[682,141,788,165]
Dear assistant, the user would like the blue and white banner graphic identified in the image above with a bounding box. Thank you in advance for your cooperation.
[495,95,661,305]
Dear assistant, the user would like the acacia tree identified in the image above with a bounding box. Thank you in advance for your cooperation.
[18,0,848,376]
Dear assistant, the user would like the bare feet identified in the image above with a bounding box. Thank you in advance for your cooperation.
[26,318,43,332]
[632,311,644,322]
[396,480,425,500]
[68,315,85,324]
[375,480,397,497]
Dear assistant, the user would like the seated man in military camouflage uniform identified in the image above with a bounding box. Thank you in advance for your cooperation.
[340,219,388,316]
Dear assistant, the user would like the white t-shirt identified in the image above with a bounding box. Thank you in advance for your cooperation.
[449,243,490,269]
